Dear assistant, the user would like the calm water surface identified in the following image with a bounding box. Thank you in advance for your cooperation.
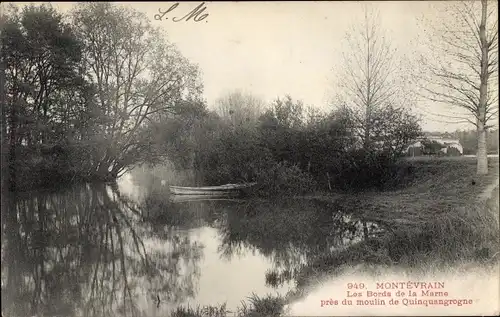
[1,172,384,317]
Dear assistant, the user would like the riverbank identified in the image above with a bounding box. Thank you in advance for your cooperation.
[170,157,499,317]
[3,157,496,317]
[294,157,499,279]
[4,163,120,193]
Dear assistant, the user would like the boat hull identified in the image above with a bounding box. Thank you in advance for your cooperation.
[169,183,257,196]
[169,195,244,203]
[170,188,236,195]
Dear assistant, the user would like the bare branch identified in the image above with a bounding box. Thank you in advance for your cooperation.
[417,0,498,133]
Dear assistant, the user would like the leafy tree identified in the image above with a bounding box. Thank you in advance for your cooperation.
[270,95,305,129]
[71,2,203,179]
[257,96,307,165]
[1,4,93,190]
[299,108,356,190]
[368,105,422,158]
[152,101,212,170]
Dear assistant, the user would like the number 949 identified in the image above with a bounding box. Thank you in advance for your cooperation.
[347,283,365,289]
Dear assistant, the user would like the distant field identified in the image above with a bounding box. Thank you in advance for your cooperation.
[405,154,499,161]
[464,154,499,158]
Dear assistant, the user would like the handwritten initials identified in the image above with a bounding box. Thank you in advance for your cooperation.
[154,2,209,23]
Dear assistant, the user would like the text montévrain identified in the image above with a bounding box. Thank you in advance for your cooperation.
[320,281,474,308]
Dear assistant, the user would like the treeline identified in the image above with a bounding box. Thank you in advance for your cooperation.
[1,3,422,194]
[1,3,203,191]
[423,130,499,155]
[158,93,421,195]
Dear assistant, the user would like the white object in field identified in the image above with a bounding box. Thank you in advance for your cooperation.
[161,180,166,186]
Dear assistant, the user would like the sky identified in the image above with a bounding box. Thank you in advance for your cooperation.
[7,1,490,132]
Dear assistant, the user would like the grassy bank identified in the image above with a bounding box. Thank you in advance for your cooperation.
[169,157,499,317]
[292,157,499,290]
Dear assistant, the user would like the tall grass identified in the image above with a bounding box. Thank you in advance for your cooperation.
[171,304,229,317]
[237,293,286,317]
[290,157,499,292]
[170,294,287,317]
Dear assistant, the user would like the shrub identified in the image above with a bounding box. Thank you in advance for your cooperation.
[332,149,413,191]
[254,161,317,197]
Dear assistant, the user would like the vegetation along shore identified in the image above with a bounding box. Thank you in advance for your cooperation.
[1,1,498,317]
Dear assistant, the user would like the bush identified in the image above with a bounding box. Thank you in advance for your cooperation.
[195,126,275,185]
[7,140,110,192]
[189,122,414,194]
[254,161,317,197]
[161,95,421,195]
[332,149,413,191]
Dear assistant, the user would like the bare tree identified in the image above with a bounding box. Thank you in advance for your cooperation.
[335,6,417,152]
[214,90,266,126]
[417,0,498,175]
[71,2,203,178]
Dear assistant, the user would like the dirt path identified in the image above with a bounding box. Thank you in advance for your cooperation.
[479,177,499,202]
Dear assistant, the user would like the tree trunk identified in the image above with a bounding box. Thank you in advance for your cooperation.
[477,0,489,175]
[477,123,488,175]
[362,221,369,240]
[1,58,9,210]
[8,101,18,192]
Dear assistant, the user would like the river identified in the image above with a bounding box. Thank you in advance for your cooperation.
[2,170,499,316]
[0,170,386,317]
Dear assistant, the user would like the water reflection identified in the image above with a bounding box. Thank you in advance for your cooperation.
[1,183,203,317]
[1,172,386,317]
[211,199,384,288]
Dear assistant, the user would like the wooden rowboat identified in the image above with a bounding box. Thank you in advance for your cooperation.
[169,195,246,203]
[169,182,257,195]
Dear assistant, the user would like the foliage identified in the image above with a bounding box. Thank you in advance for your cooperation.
[71,2,203,177]
[1,3,98,191]
[253,161,317,197]
[1,3,204,191]
[270,95,305,129]
[364,105,422,157]
[195,124,273,185]
[1,3,423,195]
[161,92,421,194]
[331,150,412,190]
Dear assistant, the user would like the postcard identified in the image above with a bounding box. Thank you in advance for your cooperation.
[1,1,498,316]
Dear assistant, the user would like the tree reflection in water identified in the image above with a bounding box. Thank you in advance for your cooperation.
[214,199,385,289]
[1,183,386,316]
[1,183,204,317]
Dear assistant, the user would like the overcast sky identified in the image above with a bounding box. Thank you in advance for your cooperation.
[10,1,486,132]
